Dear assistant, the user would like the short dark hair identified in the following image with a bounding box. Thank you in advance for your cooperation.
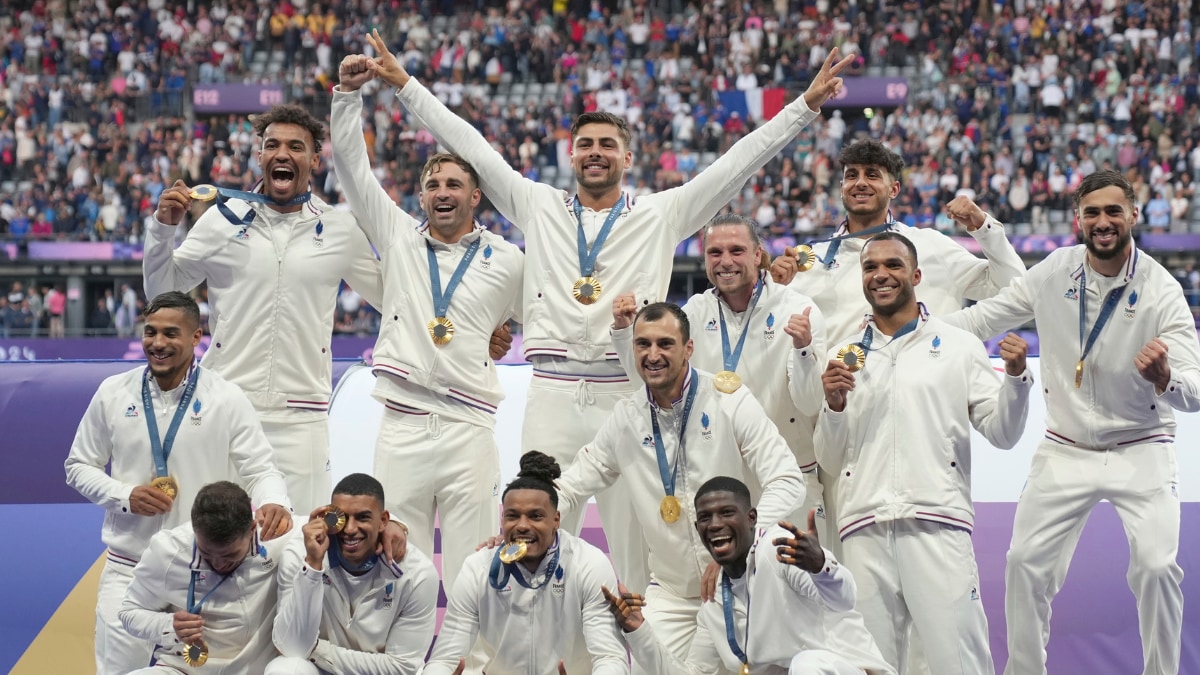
[333,473,385,506]
[702,213,762,250]
[1073,169,1136,209]
[145,291,201,330]
[864,231,919,268]
[420,152,481,191]
[252,104,326,155]
[635,302,691,343]
[570,111,632,149]
[694,476,752,510]
[192,481,254,545]
[503,451,561,508]
[839,139,905,183]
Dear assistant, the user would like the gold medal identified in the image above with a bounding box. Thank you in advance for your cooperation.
[836,344,866,372]
[427,316,455,345]
[793,244,816,272]
[1075,359,1083,388]
[184,639,209,666]
[498,541,528,564]
[189,184,219,202]
[713,370,742,394]
[322,507,347,533]
[740,664,750,675]
[150,476,179,500]
[572,276,602,305]
[660,495,682,523]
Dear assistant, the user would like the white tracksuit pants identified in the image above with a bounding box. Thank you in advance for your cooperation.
[95,558,154,674]
[261,410,332,515]
[522,373,650,594]
[266,656,320,674]
[842,519,994,675]
[790,650,870,674]
[373,406,501,596]
[636,582,704,675]
[1003,441,1182,675]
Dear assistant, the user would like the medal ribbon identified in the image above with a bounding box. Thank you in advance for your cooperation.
[426,238,481,319]
[718,280,766,372]
[1077,263,1132,381]
[488,534,561,590]
[215,187,312,226]
[328,543,379,575]
[721,573,750,668]
[573,194,627,278]
[141,365,201,479]
[806,221,896,269]
[651,369,699,500]
[853,313,921,370]
[187,545,234,614]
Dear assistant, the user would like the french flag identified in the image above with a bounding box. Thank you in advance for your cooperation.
[718,88,787,122]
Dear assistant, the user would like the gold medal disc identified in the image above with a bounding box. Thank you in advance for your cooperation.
[323,507,347,533]
[151,476,179,500]
[498,541,528,564]
[1075,359,1084,388]
[572,276,602,305]
[660,495,682,523]
[740,663,750,675]
[184,639,209,666]
[189,184,219,202]
[794,244,816,272]
[713,370,742,394]
[427,316,455,346]
[836,344,866,372]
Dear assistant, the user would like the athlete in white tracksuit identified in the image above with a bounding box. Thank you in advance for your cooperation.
[624,524,894,675]
[66,308,291,675]
[941,171,1200,675]
[120,518,292,673]
[329,68,523,597]
[814,232,1032,675]
[367,36,847,598]
[268,527,440,674]
[145,107,383,514]
[556,349,807,669]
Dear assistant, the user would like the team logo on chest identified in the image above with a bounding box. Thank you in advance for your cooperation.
[382,582,395,608]
[125,404,139,417]
[259,543,275,570]
[701,412,713,440]
[929,335,942,358]
[763,313,776,341]
[312,221,325,248]
[190,399,203,426]
[1124,290,1138,319]
[705,318,718,332]
[1064,286,1078,300]
[480,244,493,270]
[234,226,250,240]
[552,565,566,596]
[642,434,655,449]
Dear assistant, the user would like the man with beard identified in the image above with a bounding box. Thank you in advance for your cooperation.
[120,482,293,673]
[360,28,849,600]
[330,55,523,600]
[611,215,828,530]
[555,302,806,670]
[816,232,1032,675]
[943,170,1200,675]
[605,476,894,675]
[65,291,292,675]
[144,104,384,515]
[424,452,627,675]
[269,474,440,674]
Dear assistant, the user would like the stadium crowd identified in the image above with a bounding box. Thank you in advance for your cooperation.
[0,0,1199,328]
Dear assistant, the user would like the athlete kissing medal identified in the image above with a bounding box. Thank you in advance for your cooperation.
[572,276,602,305]
[498,541,528,564]
[151,476,179,500]
[713,370,742,394]
[659,495,682,524]
[184,638,209,666]
[836,343,866,372]
[792,244,816,272]
[427,316,456,346]
[323,507,347,533]
[189,184,219,202]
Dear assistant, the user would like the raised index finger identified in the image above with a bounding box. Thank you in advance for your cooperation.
[369,28,395,58]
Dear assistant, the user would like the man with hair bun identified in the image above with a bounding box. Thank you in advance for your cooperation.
[425,451,628,675]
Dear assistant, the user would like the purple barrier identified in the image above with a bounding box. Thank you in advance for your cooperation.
[0,360,361,504]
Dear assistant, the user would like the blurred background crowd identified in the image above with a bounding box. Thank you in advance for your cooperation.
[1,0,1198,338]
